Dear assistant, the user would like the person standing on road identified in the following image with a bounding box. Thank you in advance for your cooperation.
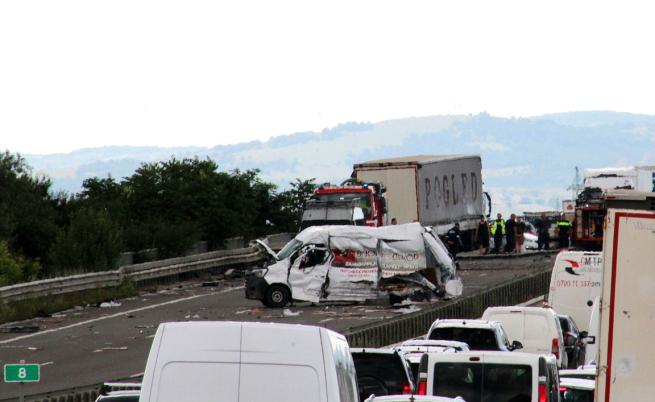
[515,216,526,253]
[490,213,506,254]
[475,215,490,255]
[556,214,572,250]
[505,214,517,253]
[446,223,463,258]
[536,212,551,250]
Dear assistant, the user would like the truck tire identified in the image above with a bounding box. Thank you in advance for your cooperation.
[264,284,291,308]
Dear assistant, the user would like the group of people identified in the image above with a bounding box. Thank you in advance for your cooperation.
[535,212,572,251]
[398,212,573,258]
[473,212,572,255]
[475,213,528,255]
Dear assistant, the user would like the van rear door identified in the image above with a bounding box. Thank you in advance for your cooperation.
[523,311,553,355]
[429,354,534,402]
[144,323,242,402]
[597,207,655,402]
[239,324,326,402]
[486,311,525,348]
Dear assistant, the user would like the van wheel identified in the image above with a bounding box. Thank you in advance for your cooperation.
[264,285,290,308]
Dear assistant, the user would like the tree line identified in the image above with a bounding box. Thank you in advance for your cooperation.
[0,151,316,285]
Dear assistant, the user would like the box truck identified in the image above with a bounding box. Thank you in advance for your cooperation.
[353,155,490,248]
[595,190,655,402]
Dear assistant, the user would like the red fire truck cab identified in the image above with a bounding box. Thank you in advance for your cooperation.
[311,182,387,227]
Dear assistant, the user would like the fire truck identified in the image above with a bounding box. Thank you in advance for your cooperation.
[300,182,387,229]
[573,187,605,250]
[574,165,655,250]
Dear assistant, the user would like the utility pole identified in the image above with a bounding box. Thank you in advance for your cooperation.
[567,166,582,200]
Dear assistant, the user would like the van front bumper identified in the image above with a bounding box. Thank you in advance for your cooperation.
[245,273,268,301]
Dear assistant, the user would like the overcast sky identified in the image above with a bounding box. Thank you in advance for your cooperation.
[1,0,654,154]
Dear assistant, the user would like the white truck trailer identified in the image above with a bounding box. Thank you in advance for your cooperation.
[595,190,655,401]
[353,155,490,247]
[583,165,655,192]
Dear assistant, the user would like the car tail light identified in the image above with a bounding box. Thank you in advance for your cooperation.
[402,383,412,394]
[417,380,427,395]
[552,338,560,360]
[538,383,548,402]
[559,386,568,393]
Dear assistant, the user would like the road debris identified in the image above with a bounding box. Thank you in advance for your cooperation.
[93,346,128,353]
[282,309,302,317]
[99,301,122,308]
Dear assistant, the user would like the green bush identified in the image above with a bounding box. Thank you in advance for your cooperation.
[0,240,41,286]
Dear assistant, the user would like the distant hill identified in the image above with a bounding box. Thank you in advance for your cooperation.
[23,111,655,215]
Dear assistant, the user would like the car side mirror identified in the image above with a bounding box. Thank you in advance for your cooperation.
[511,340,523,350]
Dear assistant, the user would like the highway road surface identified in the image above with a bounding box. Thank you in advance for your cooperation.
[0,252,553,399]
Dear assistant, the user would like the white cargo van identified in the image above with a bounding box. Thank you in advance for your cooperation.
[547,251,603,332]
[595,191,655,402]
[416,351,560,402]
[247,223,461,307]
[139,322,359,402]
[481,306,566,368]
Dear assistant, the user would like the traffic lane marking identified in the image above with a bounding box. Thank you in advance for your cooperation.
[0,286,243,345]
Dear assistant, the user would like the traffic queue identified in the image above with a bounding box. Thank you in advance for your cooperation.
[96,251,598,402]
[95,190,654,402]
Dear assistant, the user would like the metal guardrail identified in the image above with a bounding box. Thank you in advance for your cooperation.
[0,232,298,304]
[0,246,266,304]
[344,269,551,348]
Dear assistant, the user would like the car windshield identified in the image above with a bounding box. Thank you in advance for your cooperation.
[277,239,303,260]
[429,327,500,351]
[315,193,371,209]
[433,363,532,402]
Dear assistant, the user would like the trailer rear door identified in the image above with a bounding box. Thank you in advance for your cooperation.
[597,207,655,401]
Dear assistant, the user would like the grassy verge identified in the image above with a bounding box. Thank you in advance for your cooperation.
[0,279,137,324]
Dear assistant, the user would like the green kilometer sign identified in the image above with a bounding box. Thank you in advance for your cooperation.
[4,364,40,383]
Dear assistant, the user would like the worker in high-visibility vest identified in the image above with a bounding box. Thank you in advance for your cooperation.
[556,214,573,250]
[490,213,506,254]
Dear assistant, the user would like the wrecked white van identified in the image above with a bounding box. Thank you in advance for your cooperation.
[246,223,462,307]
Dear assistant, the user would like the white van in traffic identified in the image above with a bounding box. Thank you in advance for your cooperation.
[481,306,566,367]
[416,351,560,402]
[139,322,359,402]
[547,251,602,332]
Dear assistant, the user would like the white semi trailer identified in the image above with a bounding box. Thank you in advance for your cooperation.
[354,155,490,248]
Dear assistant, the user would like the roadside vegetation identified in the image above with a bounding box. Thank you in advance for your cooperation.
[0,151,316,285]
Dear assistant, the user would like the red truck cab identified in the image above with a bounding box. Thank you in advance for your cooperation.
[574,188,605,250]
[312,183,387,226]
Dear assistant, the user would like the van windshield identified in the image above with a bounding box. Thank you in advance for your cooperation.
[277,239,303,260]
[432,363,532,402]
[429,327,500,351]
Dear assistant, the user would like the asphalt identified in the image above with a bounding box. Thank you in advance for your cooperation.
[0,252,554,399]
